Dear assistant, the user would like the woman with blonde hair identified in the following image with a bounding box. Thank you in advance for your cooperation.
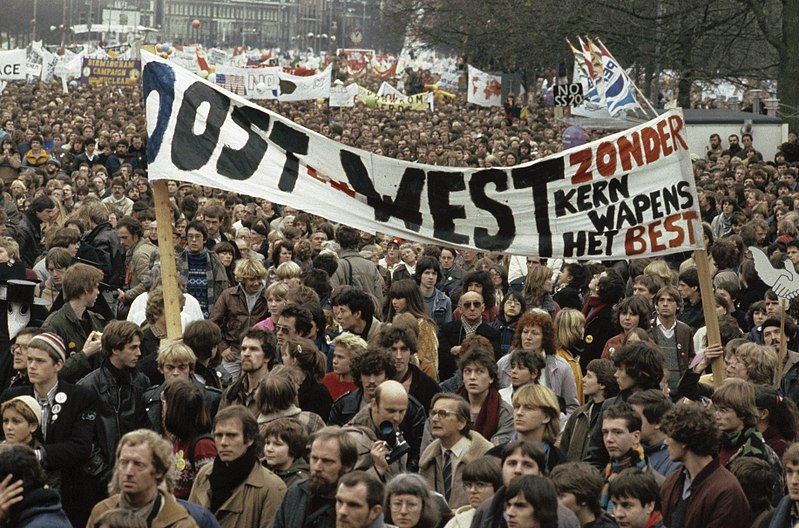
[276,260,302,286]
[322,332,367,400]
[725,342,778,385]
[521,264,558,316]
[254,282,289,332]
[511,383,565,472]
[643,259,674,287]
[554,308,585,403]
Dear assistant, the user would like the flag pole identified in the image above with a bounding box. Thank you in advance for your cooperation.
[595,37,659,119]
[152,180,183,340]
[694,248,725,387]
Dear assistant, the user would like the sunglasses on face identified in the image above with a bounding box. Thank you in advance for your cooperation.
[462,301,483,309]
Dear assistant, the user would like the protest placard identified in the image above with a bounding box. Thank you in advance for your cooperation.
[81,58,141,86]
[0,50,25,80]
[467,65,502,107]
[330,84,359,107]
[141,51,702,258]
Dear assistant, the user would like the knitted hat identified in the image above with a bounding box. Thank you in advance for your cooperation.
[8,395,42,426]
[28,332,67,362]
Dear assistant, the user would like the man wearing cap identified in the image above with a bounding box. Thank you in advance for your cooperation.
[0,332,100,527]
[763,316,799,406]
[44,158,61,179]
[379,238,402,276]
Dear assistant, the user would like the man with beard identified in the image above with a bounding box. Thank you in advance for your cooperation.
[272,426,358,528]
[189,405,286,527]
[707,133,722,159]
[725,134,745,158]
[219,328,276,415]
[328,348,397,426]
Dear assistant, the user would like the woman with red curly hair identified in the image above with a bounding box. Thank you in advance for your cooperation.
[496,310,579,416]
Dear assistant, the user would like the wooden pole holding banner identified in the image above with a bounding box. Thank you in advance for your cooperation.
[152,180,183,340]
[693,249,725,387]
[778,299,788,383]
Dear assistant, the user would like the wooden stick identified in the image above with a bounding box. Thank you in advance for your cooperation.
[693,249,724,387]
[152,180,182,340]
[778,299,787,382]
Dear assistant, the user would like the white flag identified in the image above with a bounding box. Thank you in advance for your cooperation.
[467,65,502,107]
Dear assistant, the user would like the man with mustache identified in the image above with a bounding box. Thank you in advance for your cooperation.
[328,348,397,426]
[272,426,358,528]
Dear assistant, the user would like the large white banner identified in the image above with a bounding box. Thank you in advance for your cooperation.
[0,50,25,80]
[467,65,502,107]
[142,51,702,258]
[377,81,406,99]
[330,84,359,107]
[278,65,331,102]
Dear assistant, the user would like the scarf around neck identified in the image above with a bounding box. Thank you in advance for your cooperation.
[601,443,647,509]
[209,443,258,513]
[456,385,501,441]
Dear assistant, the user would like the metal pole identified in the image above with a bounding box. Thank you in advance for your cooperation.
[32,0,38,42]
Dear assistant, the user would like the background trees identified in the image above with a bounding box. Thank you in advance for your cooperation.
[387,0,796,130]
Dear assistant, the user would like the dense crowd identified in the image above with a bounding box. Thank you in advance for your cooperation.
[0,70,797,528]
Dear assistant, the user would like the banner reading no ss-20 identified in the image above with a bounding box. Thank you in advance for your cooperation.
[141,51,702,259]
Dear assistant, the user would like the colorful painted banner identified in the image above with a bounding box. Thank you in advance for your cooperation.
[80,58,141,86]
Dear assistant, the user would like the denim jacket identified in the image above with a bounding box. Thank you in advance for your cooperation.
[424,288,452,329]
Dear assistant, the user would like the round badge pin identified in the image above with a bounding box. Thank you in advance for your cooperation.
[52,404,62,414]
[55,392,67,404]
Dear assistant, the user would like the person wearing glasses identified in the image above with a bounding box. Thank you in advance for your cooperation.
[437,291,500,383]
[35,247,72,309]
[2,327,40,389]
[419,393,493,509]
[383,473,442,528]
[442,458,502,528]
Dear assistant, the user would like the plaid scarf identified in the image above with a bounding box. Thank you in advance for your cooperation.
[600,443,648,510]
[461,317,479,338]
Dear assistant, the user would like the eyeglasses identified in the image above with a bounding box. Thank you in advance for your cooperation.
[186,233,203,240]
[390,499,422,512]
[429,409,457,419]
[461,301,483,309]
[275,324,292,334]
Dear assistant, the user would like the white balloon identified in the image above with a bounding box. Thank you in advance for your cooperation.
[207,73,216,83]
[256,82,266,92]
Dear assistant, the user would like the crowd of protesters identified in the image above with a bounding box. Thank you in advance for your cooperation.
[0,67,796,528]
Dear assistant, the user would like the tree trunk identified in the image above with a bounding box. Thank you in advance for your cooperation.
[779,0,799,133]
[677,73,693,108]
